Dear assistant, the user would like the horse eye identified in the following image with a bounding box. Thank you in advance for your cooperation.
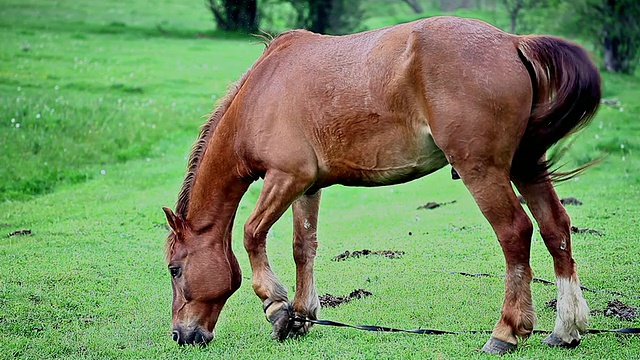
[169,266,182,278]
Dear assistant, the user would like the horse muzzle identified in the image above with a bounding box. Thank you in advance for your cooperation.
[172,326,214,346]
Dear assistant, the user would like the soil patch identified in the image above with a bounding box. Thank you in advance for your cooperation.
[560,197,583,206]
[7,229,31,238]
[571,226,603,236]
[517,196,582,206]
[332,249,405,261]
[319,289,373,308]
[417,200,456,210]
[592,299,638,321]
[548,298,638,321]
[545,298,558,311]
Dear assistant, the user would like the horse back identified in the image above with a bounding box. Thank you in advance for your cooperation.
[226,17,532,187]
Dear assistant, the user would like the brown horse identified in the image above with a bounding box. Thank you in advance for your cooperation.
[162,16,600,354]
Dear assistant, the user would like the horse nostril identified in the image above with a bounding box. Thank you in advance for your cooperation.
[172,330,180,343]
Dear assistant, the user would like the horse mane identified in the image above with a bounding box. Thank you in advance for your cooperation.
[174,71,251,219]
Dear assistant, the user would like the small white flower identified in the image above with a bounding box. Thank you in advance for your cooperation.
[146,158,151,162]
[598,121,603,129]
[622,156,626,161]
[619,107,624,112]
[54,85,59,91]
[17,86,21,91]
[621,144,625,149]
[15,123,21,128]
[11,118,15,123]
[117,98,122,104]
[171,102,176,107]
[151,124,156,129]
[100,169,106,175]
[36,113,41,119]
[594,134,600,139]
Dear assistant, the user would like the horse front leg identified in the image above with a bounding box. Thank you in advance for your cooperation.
[515,179,588,348]
[289,190,322,336]
[243,169,316,341]
[455,165,536,354]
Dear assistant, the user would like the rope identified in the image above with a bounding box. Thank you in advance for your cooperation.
[278,271,640,337]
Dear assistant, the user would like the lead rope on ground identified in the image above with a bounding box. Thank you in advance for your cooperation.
[280,271,640,337]
[292,315,640,336]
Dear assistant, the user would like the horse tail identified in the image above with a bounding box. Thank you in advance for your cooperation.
[511,35,601,182]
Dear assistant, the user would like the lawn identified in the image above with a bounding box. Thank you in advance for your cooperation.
[1,1,639,359]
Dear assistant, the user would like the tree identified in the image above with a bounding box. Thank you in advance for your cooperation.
[279,0,364,34]
[570,0,640,74]
[502,0,541,33]
[401,0,424,13]
[206,0,258,32]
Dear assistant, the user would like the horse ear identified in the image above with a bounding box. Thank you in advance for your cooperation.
[162,206,184,235]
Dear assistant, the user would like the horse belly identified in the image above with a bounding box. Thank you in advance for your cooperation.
[322,127,449,187]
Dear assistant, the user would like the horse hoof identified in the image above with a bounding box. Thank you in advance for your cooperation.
[287,314,313,338]
[481,337,517,355]
[265,301,293,342]
[542,333,580,348]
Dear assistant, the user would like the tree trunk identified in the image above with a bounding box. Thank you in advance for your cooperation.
[401,0,424,13]
[603,35,622,73]
[207,0,258,32]
[308,0,333,34]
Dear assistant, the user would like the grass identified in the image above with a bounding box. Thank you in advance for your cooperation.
[1,0,639,359]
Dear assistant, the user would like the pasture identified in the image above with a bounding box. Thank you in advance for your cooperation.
[1,0,639,359]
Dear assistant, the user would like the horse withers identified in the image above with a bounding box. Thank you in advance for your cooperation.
[162,16,600,354]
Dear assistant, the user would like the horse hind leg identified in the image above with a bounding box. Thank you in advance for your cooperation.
[452,163,536,354]
[514,178,588,348]
[289,190,322,337]
[243,168,317,341]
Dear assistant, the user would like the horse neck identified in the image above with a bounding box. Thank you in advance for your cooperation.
[185,138,250,240]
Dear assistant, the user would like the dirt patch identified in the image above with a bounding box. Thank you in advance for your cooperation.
[417,200,456,210]
[7,229,31,238]
[571,226,603,236]
[592,299,638,321]
[332,249,405,261]
[319,289,373,308]
[549,298,638,321]
[545,298,558,311]
[560,197,583,206]
[517,196,582,206]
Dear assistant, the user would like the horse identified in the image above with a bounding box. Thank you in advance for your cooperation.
[162,16,601,354]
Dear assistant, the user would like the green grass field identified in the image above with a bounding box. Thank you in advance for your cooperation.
[1,1,639,359]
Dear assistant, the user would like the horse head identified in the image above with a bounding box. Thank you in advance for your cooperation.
[162,207,241,346]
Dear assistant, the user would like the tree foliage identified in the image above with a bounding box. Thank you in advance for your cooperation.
[206,0,258,32]
[568,0,640,74]
[278,0,364,34]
